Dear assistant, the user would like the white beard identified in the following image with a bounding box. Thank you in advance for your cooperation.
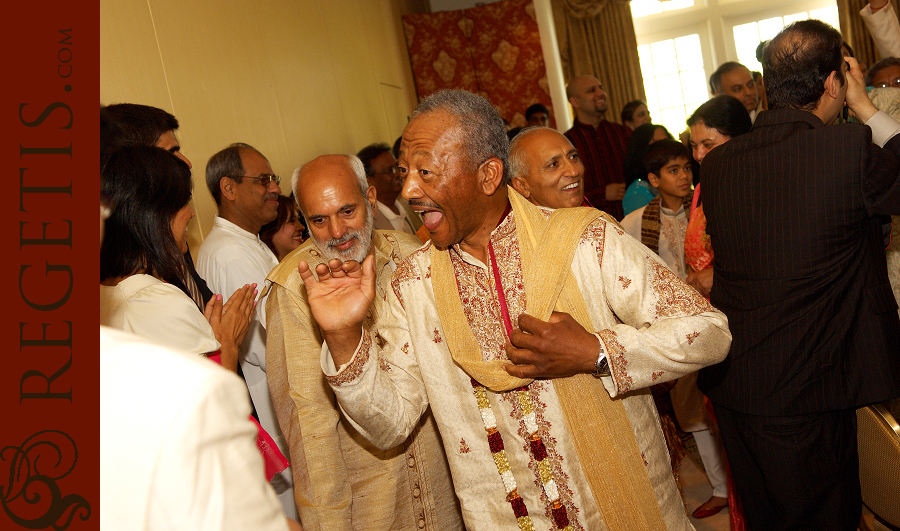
[312,202,375,263]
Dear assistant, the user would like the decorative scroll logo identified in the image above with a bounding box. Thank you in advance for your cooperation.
[1,430,90,529]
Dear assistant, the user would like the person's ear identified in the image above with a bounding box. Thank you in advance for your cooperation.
[221,177,237,201]
[647,172,660,188]
[824,70,840,99]
[511,175,531,198]
[478,157,505,196]
[365,185,378,209]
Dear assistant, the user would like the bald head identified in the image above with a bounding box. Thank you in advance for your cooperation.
[509,127,585,209]
[566,76,608,124]
[295,154,376,262]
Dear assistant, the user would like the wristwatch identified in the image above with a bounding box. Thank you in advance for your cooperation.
[593,334,610,377]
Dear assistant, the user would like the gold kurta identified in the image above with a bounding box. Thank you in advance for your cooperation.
[265,230,462,531]
[323,208,731,530]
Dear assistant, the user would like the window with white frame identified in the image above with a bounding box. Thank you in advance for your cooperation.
[639,34,709,137]
[631,0,695,19]
[631,0,839,131]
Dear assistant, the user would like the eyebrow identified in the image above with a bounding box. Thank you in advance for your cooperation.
[310,202,357,218]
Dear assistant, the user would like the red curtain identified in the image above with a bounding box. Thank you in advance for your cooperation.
[402,0,555,128]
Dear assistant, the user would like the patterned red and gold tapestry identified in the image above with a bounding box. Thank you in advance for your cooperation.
[402,0,555,129]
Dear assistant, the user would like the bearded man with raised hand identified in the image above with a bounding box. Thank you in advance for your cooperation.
[264,154,461,531]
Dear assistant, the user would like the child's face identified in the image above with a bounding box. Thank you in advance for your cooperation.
[648,156,693,202]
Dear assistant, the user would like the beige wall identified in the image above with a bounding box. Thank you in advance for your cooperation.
[101,0,426,255]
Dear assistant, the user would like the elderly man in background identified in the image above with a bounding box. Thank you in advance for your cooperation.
[196,143,296,518]
[264,154,461,531]
[300,89,731,530]
[509,126,585,209]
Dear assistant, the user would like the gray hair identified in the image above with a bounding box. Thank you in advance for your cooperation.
[205,142,257,206]
[866,57,900,87]
[412,89,510,185]
[508,126,551,179]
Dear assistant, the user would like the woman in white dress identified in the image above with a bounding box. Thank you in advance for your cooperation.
[100,145,255,370]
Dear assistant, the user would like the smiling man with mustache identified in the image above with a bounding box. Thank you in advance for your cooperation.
[197,142,297,519]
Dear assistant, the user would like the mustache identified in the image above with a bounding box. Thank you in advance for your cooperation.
[265,192,280,201]
[326,230,359,248]
[408,199,440,210]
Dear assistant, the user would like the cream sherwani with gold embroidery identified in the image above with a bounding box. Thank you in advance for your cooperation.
[266,230,462,531]
[322,208,731,531]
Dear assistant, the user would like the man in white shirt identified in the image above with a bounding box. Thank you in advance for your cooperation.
[356,142,423,235]
[196,143,296,518]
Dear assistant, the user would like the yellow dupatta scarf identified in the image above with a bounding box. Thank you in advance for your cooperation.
[430,187,667,530]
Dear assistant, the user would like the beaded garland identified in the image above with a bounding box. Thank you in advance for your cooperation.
[471,378,573,531]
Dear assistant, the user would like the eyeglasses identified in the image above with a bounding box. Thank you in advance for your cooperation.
[874,77,900,89]
[231,174,281,186]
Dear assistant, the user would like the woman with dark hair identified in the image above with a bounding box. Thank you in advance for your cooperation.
[100,137,290,486]
[678,94,752,525]
[622,123,673,216]
[621,99,651,130]
[100,145,255,372]
[685,95,752,292]
[259,195,305,261]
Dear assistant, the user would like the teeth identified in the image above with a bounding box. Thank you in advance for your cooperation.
[562,183,578,190]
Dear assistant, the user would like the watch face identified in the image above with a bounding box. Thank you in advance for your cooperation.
[595,356,609,376]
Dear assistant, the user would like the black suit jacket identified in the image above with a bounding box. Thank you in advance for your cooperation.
[184,245,213,306]
[697,108,900,416]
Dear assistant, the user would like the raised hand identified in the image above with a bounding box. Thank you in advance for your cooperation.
[844,56,878,123]
[298,256,376,365]
[504,311,599,379]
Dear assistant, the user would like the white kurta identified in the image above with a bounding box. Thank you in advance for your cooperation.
[323,210,731,530]
[196,215,293,514]
[861,2,900,60]
[100,326,287,531]
[100,274,219,355]
[621,203,689,280]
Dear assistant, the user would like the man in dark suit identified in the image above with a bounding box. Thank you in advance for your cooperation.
[697,20,900,530]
